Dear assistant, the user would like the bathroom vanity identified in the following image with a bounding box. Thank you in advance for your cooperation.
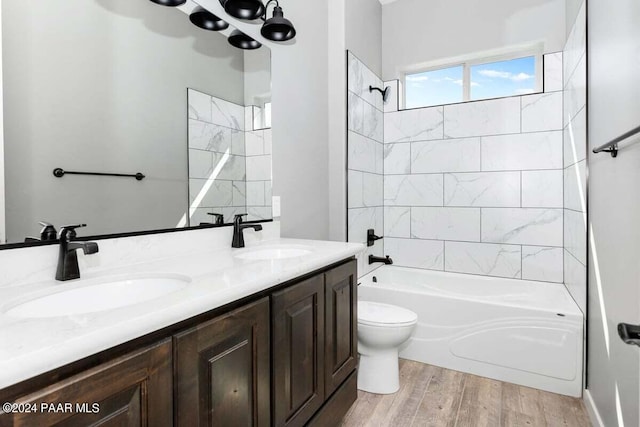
[0,1,362,425]
[0,225,363,426]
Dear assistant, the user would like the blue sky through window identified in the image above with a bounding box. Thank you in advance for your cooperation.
[405,56,537,108]
[470,56,536,100]
[405,66,463,109]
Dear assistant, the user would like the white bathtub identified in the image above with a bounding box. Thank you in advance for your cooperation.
[359,266,584,397]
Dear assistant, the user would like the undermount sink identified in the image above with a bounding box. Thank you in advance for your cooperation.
[234,245,313,261]
[5,274,191,319]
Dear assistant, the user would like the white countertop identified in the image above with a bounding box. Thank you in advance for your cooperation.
[0,237,364,389]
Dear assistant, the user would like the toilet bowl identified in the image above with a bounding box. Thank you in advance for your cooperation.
[357,300,418,394]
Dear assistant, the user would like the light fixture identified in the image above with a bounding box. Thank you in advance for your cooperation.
[189,6,229,31]
[261,1,296,42]
[149,0,186,6]
[222,0,265,20]
[228,29,262,50]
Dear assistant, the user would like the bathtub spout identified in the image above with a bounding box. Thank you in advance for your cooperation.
[369,255,393,265]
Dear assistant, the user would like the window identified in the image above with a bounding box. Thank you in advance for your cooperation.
[264,102,272,128]
[405,66,464,109]
[404,51,541,109]
[470,56,536,101]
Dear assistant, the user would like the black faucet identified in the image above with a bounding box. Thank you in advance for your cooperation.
[56,224,99,281]
[232,214,263,248]
[369,255,393,265]
[24,221,58,242]
[207,212,224,225]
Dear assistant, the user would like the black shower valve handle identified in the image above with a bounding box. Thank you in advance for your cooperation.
[367,229,383,247]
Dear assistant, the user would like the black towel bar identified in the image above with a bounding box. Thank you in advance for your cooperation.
[53,168,145,181]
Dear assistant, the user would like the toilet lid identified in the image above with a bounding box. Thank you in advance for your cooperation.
[358,301,418,327]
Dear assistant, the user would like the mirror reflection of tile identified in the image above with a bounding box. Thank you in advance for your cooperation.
[187,89,272,226]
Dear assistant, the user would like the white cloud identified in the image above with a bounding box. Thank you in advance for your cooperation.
[515,88,535,95]
[512,72,534,82]
[478,69,534,82]
[478,69,511,79]
[407,75,429,82]
[428,77,480,87]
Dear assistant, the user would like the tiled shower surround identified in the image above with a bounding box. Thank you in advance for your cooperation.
[188,89,272,226]
[348,51,569,283]
[563,2,587,313]
[347,53,385,277]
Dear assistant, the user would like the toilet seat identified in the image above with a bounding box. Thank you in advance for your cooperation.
[358,301,417,328]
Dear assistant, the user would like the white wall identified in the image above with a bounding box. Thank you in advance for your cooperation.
[270,0,382,242]
[327,0,382,243]
[381,0,566,80]
[270,1,331,240]
[243,48,272,106]
[2,0,245,242]
[587,0,640,425]
[328,0,348,242]
[346,0,382,76]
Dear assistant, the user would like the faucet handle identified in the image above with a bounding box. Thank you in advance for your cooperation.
[208,213,224,225]
[38,222,58,241]
[233,213,248,224]
[59,224,87,239]
[367,229,383,247]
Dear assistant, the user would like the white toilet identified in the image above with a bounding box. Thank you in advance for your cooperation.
[357,300,418,394]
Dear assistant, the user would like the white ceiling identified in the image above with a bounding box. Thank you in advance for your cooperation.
[379,0,402,4]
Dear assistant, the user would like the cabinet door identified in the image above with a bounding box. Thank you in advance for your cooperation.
[0,339,172,427]
[324,260,358,396]
[272,275,325,427]
[174,297,270,427]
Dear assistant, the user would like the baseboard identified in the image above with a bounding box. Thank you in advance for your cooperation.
[584,389,605,427]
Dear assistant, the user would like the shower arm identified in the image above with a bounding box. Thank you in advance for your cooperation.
[369,86,385,96]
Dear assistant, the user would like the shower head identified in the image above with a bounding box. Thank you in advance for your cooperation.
[369,85,390,103]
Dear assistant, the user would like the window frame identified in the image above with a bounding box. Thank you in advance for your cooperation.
[251,96,272,130]
[402,45,543,109]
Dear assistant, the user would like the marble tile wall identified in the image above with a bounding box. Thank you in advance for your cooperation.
[563,2,587,313]
[347,52,385,277]
[378,52,565,282]
[188,89,272,225]
[245,128,273,221]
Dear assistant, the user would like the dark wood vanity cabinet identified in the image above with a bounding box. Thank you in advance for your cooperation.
[174,297,270,427]
[271,259,358,427]
[323,260,358,397]
[272,275,326,427]
[0,259,358,427]
[0,340,173,427]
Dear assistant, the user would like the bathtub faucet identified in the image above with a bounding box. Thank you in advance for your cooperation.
[369,255,393,265]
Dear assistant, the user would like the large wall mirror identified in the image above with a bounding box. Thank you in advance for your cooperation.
[0,0,272,246]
